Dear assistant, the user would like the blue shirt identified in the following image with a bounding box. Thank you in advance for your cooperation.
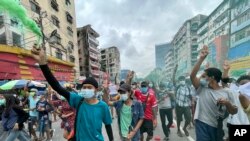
[69,92,112,141]
[29,96,38,117]
[114,100,144,140]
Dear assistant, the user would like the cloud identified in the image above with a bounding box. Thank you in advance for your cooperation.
[75,0,223,77]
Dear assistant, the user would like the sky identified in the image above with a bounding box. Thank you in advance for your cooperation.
[75,0,223,77]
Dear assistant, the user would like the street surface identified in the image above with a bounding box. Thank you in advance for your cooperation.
[48,114,196,141]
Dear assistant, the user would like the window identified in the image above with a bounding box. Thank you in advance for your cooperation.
[0,33,7,44]
[80,66,83,71]
[66,12,73,24]
[70,56,75,63]
[68,41,74,50]
[51,15,60,28]
[68,42,74,53]
[30,0,40,14]
[11,18,18,27]
[51,0,59,11]
[65,0,71,5]
[67,26,73,36]
[56,48,63,60]
[0,16,4,28]
[54,33,61,44]
[12,32,21,47]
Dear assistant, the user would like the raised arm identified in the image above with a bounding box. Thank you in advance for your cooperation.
[222,60,230,78]
[190,45,209,89]
[31,45,70,100]
[126,71,134,85]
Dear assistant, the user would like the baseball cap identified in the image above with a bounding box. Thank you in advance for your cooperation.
[141,81,148,87]
[81,77,98,88]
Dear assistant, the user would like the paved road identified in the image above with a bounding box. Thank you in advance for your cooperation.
[3,108,194,141]
[39,114,196,141]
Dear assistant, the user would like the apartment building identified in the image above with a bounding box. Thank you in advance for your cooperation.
[77,25,100,81]
[155,43,172,69]
[229,0,250,75]
[164,47,174,81]
[100,46,121,82]
[197,0,231,70]
[0,0,78,81]
[172,14,207,77]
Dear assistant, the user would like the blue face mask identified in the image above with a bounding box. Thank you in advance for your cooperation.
[200,78,209,87]
[79,89,96,99]
[0,99,6,106]
[140,87,148,94]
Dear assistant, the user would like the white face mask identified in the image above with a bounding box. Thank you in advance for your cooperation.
[120,94,129,101]
[180,81,185,85]
[79,89,96,99]
[200,78,209,87]
[239,82,250,97]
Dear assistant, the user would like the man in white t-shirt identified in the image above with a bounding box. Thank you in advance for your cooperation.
[190,46,238,141]
[109,83,119,119]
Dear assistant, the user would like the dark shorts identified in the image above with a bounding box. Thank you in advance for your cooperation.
[175,105,191,123]
[140,119,153,137]
[28,116,38,130]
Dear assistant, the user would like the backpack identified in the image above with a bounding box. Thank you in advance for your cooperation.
[2,108,18,131]
[68,98,84,141]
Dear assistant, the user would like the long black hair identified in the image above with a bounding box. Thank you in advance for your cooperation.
[3,95,20,118]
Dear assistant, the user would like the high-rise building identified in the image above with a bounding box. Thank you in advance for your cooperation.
[164,47,174,81]
[77,25,100,81]
[172,14,207,77]
[155,43,172,69]
[196,0,250,76]
[0,0,78,81]
[229,0,250,76]
[100,46,121,82]
[197,0,231,71]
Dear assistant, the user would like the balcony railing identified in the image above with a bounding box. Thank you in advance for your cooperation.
[91,70,100,76]
[89,45,99,53]
[89,60,99,68]
[89,52,98,60]
[88,34,99,45]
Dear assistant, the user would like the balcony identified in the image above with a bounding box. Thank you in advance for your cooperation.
[89,52,98,60]
[213,17,229,32]
[88,34,99,46]
[91,70,100,76]
[89,45,99,53]
[89,60,99,68]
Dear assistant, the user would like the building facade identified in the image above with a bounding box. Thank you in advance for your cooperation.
[172,14,207,77]
[196,0,250,77]
[164,47,174,81]
[197,0,231,72]
[229,0,250,76]
[0,0,78,81]
[77,25,100,81]
[155,43,172,69]
[100,46,120,82]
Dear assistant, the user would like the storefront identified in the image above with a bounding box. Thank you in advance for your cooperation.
[0,45,75,81]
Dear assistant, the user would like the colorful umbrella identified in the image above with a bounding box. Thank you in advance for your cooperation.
[0,80,46,90]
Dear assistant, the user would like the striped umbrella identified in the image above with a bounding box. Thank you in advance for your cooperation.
[0,80,46,90]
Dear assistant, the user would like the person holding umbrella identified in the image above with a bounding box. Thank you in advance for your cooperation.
[31,45,114,141]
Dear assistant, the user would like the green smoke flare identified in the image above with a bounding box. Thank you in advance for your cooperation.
[0,0,42,43]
